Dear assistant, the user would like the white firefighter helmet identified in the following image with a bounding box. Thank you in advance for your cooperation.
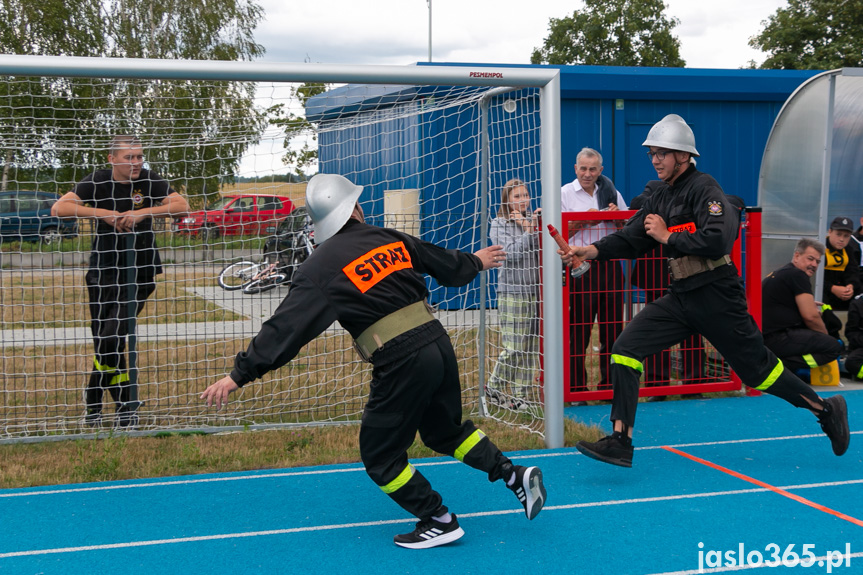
[642,114,700,157]
[305,173,364,245]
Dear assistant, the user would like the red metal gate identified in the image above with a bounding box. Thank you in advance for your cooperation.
[549,208,763,403]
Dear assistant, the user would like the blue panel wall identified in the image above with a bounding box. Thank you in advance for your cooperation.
[614,100,785,206]
[310,65,821,308]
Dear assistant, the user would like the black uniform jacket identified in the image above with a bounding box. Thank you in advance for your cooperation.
[73,168,172,276]
[593,165,741,293]
[231,219,483,385]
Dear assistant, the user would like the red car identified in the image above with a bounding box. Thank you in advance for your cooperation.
[175,194,296,241]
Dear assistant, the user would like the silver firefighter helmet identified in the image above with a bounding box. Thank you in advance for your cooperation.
[305,173,364,245]
[642,114,699,157]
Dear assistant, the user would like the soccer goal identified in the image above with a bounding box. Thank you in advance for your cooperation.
[0,55,564,446]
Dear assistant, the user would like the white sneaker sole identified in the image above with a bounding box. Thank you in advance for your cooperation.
[521,466,547,520]
[394,526,465,549]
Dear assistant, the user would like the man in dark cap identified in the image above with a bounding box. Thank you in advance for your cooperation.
[822,216,862,311]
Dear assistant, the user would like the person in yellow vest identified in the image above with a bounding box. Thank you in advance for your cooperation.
[822,216,862,311]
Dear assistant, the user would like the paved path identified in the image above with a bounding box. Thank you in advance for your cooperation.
[0,285,495,349]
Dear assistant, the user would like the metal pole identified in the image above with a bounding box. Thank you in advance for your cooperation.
[428,0,432,63]
[814,74,836,300]
[0,55,560,88]
[477,95,489,415]
[539,72,563,449]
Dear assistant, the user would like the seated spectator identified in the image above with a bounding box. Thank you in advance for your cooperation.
[845,294,863,381]
[822,216,862,311]
[763,238,843,376]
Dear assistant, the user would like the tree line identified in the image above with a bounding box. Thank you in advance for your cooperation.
[531,0,863,70]
[1,0,859,199]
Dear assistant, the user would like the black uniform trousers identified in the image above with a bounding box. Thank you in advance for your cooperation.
[846,349,863,380]
[609,276,822,427]
[763,329,842,371]
[640,286,707,386]
[85,267,155,414]
[569,259,624,391]
[360,331,511,521]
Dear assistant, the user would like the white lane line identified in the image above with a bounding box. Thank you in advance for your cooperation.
[3,430,860,499]
[3,478,862,559]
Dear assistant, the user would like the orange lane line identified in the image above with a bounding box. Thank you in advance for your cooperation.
[662,445,863,528]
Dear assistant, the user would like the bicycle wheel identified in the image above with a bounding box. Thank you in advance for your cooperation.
[243,272,288,294]
[218,260,260,290]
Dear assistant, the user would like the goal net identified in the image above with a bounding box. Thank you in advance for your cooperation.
[0,58,559,443]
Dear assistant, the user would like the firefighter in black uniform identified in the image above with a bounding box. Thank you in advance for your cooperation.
[53,135,189,427]
[201,173,546,549]
[559,114,850,468]
[762,238,843,374]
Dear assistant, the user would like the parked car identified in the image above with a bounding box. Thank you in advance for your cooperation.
[0,190,78,244]
[174,194,296,241]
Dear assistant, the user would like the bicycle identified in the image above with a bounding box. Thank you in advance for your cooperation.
[216,206,315,295]
[217,258,288,294]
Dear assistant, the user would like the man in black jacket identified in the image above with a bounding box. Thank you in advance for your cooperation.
[762,238,843,375]
[559,114,850,468]
[202,174,546,549]
[53,135,189,427]
[631,180,709,400]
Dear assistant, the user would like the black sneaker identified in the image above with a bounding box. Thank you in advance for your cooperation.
[818,395,850,456]
[393,515,465,549]
[508,466,546,520]
[576,433,634,468]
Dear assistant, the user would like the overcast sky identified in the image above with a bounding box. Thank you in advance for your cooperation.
[238,0,790,176]
[254,0,788,69]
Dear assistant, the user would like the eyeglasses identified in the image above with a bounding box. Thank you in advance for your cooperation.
[646,149,672,160]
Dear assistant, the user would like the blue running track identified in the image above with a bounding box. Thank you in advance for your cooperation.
[2,390,861,574]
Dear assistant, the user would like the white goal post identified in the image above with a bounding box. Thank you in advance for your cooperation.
[0,55,563,447]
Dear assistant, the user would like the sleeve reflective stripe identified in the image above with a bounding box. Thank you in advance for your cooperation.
[109,372,130,386]
[93,357,118,372]
[803,354,818,368]
[755,359,784,391]
[454,429,486,462]
[611,354,644,374]
[380,463,415,494]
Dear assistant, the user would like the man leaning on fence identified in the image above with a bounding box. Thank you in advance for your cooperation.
[52,135,189,428]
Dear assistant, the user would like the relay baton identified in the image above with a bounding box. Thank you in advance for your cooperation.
[547,223,591,278]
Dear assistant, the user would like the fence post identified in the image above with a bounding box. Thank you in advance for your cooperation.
[744,207,763,397]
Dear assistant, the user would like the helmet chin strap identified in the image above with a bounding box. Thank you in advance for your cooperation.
[663,162,682,183]
[663,157,689,183]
